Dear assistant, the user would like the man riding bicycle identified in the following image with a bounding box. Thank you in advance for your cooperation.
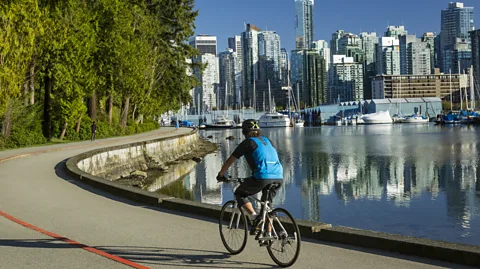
[217,119,283,232]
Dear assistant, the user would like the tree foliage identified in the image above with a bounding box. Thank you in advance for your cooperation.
[0,0,199,147]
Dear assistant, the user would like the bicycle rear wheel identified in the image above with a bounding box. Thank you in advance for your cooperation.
[266,208,301,267]
[219,200,248,254]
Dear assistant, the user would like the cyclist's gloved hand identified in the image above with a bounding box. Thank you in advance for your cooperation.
[217,173,227,182]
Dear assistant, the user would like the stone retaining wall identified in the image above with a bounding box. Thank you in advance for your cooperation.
[77,132,199,180]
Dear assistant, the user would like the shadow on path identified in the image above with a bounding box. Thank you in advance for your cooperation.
[0,238,79,249]
[95,246,275,268]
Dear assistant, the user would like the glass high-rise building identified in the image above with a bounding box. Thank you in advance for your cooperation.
[258,31,282,83]
[471,30,480,91]
[189,35,217,56]
[295,0,314,49]
[241,23,261,106]
[440,2,474,72]
[280,48,290,87]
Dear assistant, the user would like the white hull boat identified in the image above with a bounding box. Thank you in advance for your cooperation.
[403,116,429,124]
[205,115,236,129]
[294,119,305,127]
[361,110,393,124]
[258,113,290,128]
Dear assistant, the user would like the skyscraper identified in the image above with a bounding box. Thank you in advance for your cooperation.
[280,48,290,87]
[295,0,314,49]
[189,35,217,56]
[331,55,364,103]
[330,30,345,55]
[258,31,282,83]
[440,2,474,72]
[241,23,261,106]
[385,26,408,38]
[471,29,480,91]
[360,32,379,99]
[422,32,436,73]
[376,37,401,75]
[192,53,219,112]
[219,49,236,110]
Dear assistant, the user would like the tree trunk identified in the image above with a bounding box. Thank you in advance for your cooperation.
[132,104,137,121]
[76,115,82,133]
[43,63,53,140]
[23,78,29,106]
[2,99,13,139]
[59,122,68,140]
[29,55,36,105]
[108,93,113,125]
[120,96,130,130]
[89,90,97,121]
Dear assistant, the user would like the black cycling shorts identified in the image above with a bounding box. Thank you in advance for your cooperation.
[234,177,282,208]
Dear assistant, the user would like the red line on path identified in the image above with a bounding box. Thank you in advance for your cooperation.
[0,210,150,269]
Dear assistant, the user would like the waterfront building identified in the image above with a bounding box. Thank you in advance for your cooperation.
[330,55,364,103]
[295,0,314,49]
[312,40,331,86]
[192,53,219,111]
[360,32,379,99]
[189,35,217,56]
[439,2,474,73]
[258,31,282,83]
[371,70,468,103]
[290,49,327,107]
[422,32,436,74]
[280,48,290,87]
[471,29,480,91]
[241,23,261,106]
[400,35,431,75]
[376,37,401,75]
[219,49,236,110]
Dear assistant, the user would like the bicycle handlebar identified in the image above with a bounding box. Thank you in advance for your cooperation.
[217,176,249,183]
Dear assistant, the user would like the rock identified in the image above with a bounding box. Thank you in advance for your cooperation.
[192,157,203,163]
[130,170,147,179]
[207,135,213,139]
[226,136,236,140]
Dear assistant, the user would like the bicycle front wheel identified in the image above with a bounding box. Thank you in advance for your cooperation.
[219,200,248,254]
[266,208,301,267]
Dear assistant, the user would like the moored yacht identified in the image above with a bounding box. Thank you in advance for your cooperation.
[258,112,290,128]
[361,110,393,124]
[205,115,236,129]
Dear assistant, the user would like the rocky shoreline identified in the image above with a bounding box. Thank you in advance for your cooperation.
[115,137,219,188]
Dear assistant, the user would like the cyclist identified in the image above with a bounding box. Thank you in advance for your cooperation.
[217,119,283,232]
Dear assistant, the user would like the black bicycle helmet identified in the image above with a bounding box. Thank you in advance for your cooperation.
[242,119,260,132]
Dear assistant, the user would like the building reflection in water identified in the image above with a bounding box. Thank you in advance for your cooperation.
[166,125,480,246]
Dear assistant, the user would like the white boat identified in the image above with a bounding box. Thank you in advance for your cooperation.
[361,110,393,124]
[205,115,236,129]
[294,119,305,127]
[258,112,290,128]
[403,115,429,124]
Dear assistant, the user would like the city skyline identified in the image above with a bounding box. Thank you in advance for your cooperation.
[193,0,479,53]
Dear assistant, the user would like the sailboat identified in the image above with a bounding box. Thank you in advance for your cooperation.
[289,81,304,127]
[205,81,236,129]
[258,80,290,128]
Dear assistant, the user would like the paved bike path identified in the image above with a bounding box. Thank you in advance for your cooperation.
[0,128,474,268]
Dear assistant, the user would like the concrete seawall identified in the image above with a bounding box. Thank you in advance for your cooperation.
[65,131,480,267]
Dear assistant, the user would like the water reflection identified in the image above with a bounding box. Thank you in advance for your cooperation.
[161,125,480,246]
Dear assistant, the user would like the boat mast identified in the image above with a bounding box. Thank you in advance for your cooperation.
[449,69,452,111]
[459,61,463,110]
[253,80,256,112]
[470,65,475,110]
[268,79,272,113]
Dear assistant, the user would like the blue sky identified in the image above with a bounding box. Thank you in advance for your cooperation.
[193,0,479,53]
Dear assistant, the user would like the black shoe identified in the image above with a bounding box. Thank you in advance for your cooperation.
[249,216,261,235]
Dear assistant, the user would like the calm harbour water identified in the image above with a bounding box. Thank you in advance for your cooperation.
[158,124,480,246]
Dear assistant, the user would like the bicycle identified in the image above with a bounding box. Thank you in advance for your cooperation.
[218,177,301,267]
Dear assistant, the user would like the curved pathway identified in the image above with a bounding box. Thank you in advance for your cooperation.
[0,128,474,268]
